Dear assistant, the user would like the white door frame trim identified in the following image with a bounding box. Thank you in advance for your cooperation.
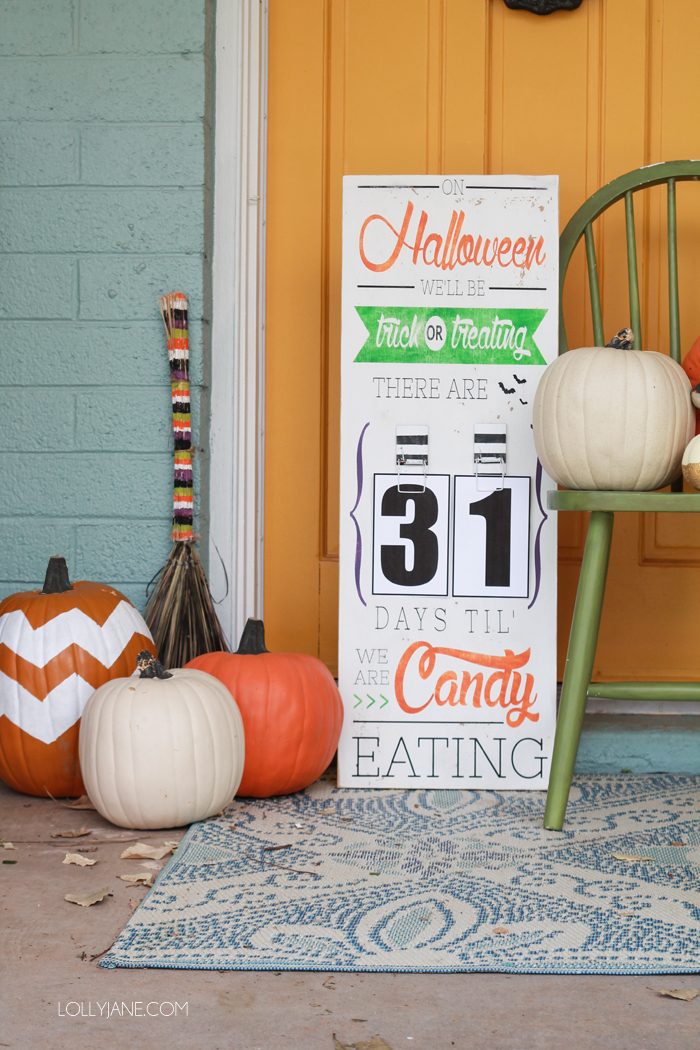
[209,0,267,647]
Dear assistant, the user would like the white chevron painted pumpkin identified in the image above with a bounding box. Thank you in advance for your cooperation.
[0,557,154,798]
[79,657,245,829]
[533,347,693,490]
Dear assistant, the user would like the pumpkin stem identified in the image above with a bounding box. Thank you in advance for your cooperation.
[235,618,269,655]
[42,556,73,594]
[605,327,635,350]
[136,650,173,679]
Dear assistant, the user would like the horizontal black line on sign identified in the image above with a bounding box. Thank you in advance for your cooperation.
[352,719,505,725]
[474,433,505,443]
[356,284,416,289]
[462,185,548,191]
[489,286,547,291]
[396,435,428,444]
[355,184,547,191]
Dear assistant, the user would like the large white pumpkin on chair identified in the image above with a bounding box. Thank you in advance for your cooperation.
[533,345,693,490]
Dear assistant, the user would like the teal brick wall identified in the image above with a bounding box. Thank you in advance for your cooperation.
[0,0,211,612]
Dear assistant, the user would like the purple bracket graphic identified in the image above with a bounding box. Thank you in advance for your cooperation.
[528,458,548,610]
[350,422,370,606]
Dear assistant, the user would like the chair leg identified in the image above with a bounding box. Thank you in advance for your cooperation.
[544,510,614,830]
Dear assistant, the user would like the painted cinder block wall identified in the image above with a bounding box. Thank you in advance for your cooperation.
[1,0,211,612]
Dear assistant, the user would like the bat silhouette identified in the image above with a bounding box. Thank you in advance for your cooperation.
[499,382,516,394]
[513,374,526,384]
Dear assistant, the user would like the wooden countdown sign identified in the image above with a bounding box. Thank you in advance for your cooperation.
[338,175,558,790]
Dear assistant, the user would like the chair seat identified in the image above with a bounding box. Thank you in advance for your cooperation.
[548,489,700,512]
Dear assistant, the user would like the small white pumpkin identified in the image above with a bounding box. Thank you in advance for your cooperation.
[682,434,700,490]
[533,346,693,490]
[79,654,245,829]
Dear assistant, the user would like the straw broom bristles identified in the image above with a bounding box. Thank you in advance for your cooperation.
[146,542,229,669]
[145,291,230,668]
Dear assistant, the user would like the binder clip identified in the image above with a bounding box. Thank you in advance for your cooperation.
[474,423,507,491]
[396,425,429,493]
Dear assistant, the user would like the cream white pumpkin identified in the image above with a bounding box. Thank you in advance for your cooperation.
[682,434,700,490]
[533,347,693,490]
[79,666,245,829]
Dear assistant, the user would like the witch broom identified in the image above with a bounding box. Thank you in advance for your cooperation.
[145,291,229,667]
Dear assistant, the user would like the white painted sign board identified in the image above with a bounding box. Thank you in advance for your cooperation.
[338,175,558,790]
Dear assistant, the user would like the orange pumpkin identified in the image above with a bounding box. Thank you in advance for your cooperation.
[0,556,154,798]
[186,619,343,797]
[682,335,700,436]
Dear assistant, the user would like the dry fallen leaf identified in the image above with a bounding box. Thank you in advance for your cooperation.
[118,872,154,887]
[1,842,16,850]
[658,988,700,1002]
[493,926,510,936]
[64,887,112,907]
[51,827,92,839]
[62,795,97,811]
[611,853,654,863]
[120,842,176,861]
[63,852,97,867]
[333,1037,394,1050]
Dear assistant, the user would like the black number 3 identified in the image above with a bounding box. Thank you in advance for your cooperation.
[380,486,439,587]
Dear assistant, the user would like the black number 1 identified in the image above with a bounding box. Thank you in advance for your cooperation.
[469,487,512,586]
[380,486,439,587]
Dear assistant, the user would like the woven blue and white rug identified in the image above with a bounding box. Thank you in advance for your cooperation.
[101,774,700,974]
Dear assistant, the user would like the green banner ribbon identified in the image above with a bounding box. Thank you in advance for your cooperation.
[354,306,547,365]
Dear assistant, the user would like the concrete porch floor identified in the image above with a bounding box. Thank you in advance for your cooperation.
[1,779,698,1050]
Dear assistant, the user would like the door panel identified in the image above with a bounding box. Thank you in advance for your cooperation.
[266,0,700,678]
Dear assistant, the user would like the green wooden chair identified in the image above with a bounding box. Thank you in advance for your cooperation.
[544,160,700,831]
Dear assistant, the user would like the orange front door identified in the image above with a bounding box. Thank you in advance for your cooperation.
[264,0,700,681]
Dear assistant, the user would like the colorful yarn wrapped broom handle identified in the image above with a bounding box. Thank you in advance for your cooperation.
[160,291,194,543]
